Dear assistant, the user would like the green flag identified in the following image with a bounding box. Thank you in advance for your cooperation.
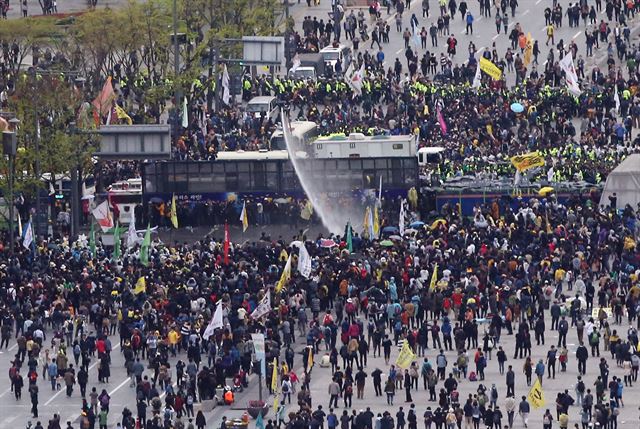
[89,221,96,257]
[140,224,151,267]
[255,412,265,429]
[346,221,353,253]
[113,222,121,260]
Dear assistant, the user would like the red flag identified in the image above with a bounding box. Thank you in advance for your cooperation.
[223,223,230,265]
[437,107,448,136]
[92,77,116,118]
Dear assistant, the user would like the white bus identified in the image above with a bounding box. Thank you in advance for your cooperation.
[313,133,417,158]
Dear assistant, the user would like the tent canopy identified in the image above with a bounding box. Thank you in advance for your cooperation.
[600,154,640,210]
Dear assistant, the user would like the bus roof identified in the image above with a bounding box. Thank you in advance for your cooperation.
[216,150,290,161]
[315,133,415,143]
[417,146,446,154]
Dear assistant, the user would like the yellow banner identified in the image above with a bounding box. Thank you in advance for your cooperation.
[271,357,278,392]
[429,263,438,291]
[527,378,546,408]
[395,339,416,369]
[510,152,545,171]
[479,57,502,81]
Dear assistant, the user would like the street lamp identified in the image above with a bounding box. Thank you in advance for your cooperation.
[3,117,20,254]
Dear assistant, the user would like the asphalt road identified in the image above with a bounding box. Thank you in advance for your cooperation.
[2,302,640,428]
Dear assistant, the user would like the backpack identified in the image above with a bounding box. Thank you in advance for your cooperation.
[282,383,289,393]
[346,385,353,394]
[468,372,477,381]
[577,381,585,393]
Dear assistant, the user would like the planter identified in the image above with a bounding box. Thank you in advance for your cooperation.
[247,401,270,419]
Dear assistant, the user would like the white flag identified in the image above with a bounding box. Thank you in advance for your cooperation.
[22,220,34,250]
[92,200,114,232]
[251,291,272,319]
[614,85,620,115]
[222,65,231,106]
[298,243,312,279]
[559,53,581,96]
[181,97,189,128]
[203,301,224,339]
[472,62,482,88]
[291,54,301,74]
[346,63,365,96]
[127,211,138,249]
[399,200,406,236]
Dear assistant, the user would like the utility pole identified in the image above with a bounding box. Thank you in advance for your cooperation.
[34,101,41,239]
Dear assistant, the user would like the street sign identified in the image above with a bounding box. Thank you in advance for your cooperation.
[242,36,285,66]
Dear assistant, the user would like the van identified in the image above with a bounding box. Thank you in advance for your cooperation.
[246,96,279,121]
[319,45,352,71]
[417,147,446,166]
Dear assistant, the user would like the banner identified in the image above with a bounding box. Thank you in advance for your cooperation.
[133,276,146,295]
[395,339,416,369]
[251,332,266,377]
[510,151,545,171]
[298,244,312,279]
[510,150,544,170]
[527,378,546,408]
[271,357,278,392]
[479,57,502,80]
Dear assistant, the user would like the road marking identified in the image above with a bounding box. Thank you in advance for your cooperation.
[0,387,11,398]
[536,0,542,3]
[109,377,131,396]
[396,48,403,54]
[8,343,17,351]
[493,34,499,40]
[523,9,529,16]
[159,381,178,399]
[573,31,582,39]
[44,385,66,406]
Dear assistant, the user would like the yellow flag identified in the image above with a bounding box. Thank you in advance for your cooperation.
[307,346,314,369]
[133,276,146,295]
[275,255,292,294]
[523,33,533,67]
[527,378,546,408]
[271,357,278,392]
[373,205,380,237]
[240,202,249,232]
[170,194,179,228]
[300,200,313,220]
[272,392,279,414]
[395,339,416,369]
[479,57,503,80]
[429,263,438,291]
[114,104,133,125]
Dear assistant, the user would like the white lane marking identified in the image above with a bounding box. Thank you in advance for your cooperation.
[159,381,179,399]
[0,387,11,398]
[536,0,542,3]
[493,34,499,40]
[396,48,403,54]
[109,377,131,396]
[573,31,582,39]
[8,343,17,351]
[523,10,529,16]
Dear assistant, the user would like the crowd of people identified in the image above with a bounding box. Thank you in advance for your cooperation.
[6,0,640,428]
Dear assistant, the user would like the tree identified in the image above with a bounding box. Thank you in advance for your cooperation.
[0,17,62,81]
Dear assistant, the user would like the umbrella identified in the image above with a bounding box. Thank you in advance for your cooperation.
[382,226,399,233]
[538,186,555,196]
[319,239,336,248]
[404,228,418,235]
[149,197,164,204]
[379,240,394,247]
[409,221,425,228]
[389,235,402,241]
[510,102,524,113]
